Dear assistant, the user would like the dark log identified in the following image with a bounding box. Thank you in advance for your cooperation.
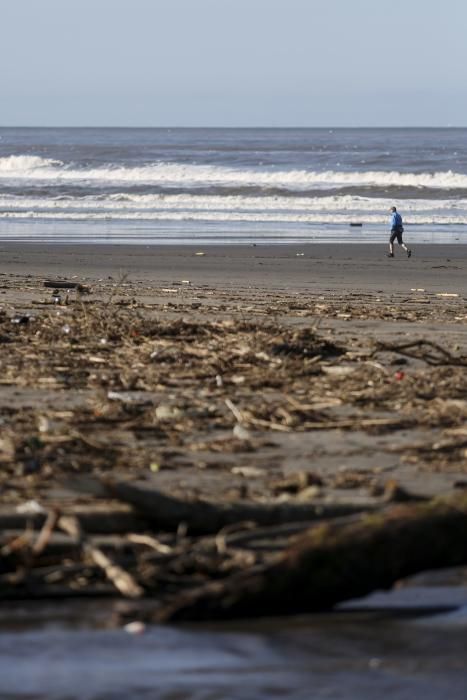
[43,280,90,292]
[104,479,376,534]
[156,491,467,621]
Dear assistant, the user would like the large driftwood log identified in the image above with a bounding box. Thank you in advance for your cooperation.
[103,479,376,534]
[156,491,467,621]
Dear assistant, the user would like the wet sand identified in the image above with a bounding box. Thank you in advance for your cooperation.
[2,242,467,295]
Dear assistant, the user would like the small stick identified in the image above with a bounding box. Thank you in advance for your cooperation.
[225,399,244,423]
[32,510,60,556]
[127,534,172,555]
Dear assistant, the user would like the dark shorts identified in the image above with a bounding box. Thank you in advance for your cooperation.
[390,227,404,244]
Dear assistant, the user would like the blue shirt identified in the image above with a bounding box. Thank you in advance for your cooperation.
[391,211,403,229]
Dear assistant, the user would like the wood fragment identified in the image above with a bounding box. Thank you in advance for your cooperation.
[374,339,467,366]
[32,510,59,556]
[127,534,172,554]
[0,504,145,535]
[43,280,90,292]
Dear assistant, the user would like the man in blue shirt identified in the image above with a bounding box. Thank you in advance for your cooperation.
[388,206,411,258]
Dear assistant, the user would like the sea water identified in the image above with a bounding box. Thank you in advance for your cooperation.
[0,127,466,244]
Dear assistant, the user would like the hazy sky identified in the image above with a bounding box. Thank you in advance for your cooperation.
[2,0,466,127]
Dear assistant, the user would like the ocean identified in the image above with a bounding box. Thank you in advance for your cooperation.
[0,127,466,244]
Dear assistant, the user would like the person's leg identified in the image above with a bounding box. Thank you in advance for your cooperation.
[388,231,396,256]
[400,240,412,257]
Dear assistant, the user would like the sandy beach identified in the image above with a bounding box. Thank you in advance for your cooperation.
[1,241,467,502]
[1,240,467,614]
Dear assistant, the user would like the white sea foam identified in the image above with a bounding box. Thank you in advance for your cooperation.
[1,210,466,225]
[2,155,467,190]
[1,192,467,225]
[0,155,63,172]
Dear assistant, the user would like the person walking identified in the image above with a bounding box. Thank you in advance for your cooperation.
[388,206,411,258]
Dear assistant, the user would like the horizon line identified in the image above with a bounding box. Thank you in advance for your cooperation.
[1,124,466,130]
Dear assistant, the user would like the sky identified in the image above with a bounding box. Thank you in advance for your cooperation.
[1,0,466,127]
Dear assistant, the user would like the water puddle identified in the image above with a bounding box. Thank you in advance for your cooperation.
[1,586,466,699]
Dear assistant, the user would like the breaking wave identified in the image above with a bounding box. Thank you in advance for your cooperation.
[2,155,467,191]
[0,191,466,225]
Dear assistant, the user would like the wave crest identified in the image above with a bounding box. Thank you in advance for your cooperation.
[1,155,467,191]
[0,155,63,173]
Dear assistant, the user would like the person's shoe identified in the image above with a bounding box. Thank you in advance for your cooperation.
[407,250,412,258]
[387,253,394,258]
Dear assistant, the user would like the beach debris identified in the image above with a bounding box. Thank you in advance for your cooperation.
[195,252,206,256]
[107,390,153,406]
[373,339,467,366]
[16,500,46,515]
[99,478,376,534]
[11,315,31,324]
[295,252,305,256]
[155,404,181,420]
[155,490,467,622]
[0,436,15,463]
[43,280,91,293]
[322,364,354,376]
[272,472,323,495]
[124,621,146,635]
[232,423,251,441]
[231,466,263,478]
[58,514,144,599]
[1,278,467,615]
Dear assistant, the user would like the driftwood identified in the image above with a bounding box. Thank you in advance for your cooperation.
[43,280,90,292]
[156,490,467,622]
[103,479,377,534]
[374,339,467,367]
[58,515,144,599]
